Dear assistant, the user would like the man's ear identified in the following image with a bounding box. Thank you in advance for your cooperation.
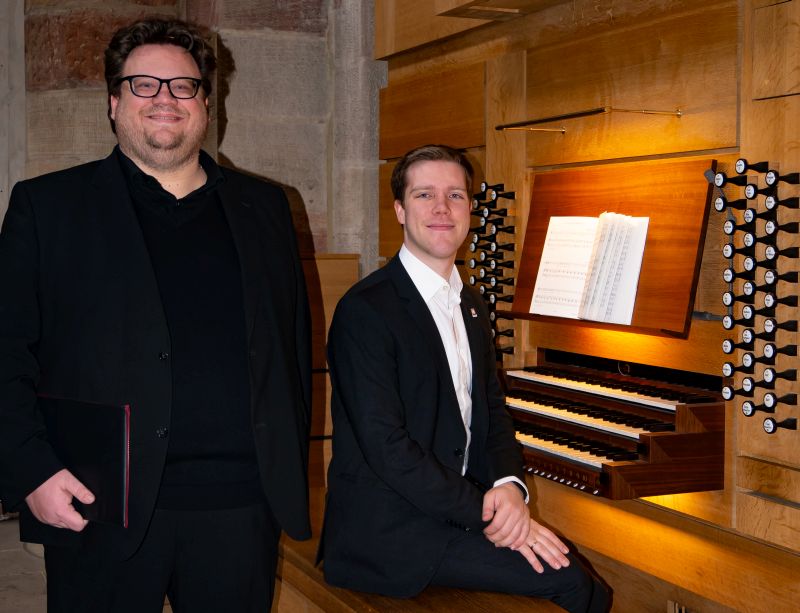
[109,94,119,121]
[394,200,405,225]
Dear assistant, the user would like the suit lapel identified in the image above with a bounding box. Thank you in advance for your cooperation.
[217,175,263,345]
[459,288,489,442]
[386,257,464,427]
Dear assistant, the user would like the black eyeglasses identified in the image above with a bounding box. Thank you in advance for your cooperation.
[117,75,203,99]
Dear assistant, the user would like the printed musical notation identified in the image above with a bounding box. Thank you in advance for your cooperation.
[529,213,649,324]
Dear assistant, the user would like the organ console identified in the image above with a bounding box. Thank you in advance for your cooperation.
[502,350,724,499]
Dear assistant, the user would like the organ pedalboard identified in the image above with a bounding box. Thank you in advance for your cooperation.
[715,158,799,436]
[503,350,725,500]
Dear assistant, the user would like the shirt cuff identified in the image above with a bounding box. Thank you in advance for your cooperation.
[493,476,529,503]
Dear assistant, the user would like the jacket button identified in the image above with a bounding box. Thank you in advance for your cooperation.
[158,351,169,361]
[156,427,169,438]
[454,448,464,458]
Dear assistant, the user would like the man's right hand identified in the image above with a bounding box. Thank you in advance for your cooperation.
[24,468,94,531]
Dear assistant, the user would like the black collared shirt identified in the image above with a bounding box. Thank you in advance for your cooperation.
[116,147,263,510]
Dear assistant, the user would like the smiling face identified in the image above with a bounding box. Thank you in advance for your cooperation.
[109,44,209,173]
[394,160,471,278]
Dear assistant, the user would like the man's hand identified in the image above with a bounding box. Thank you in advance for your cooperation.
[481,482,530,550]
[25,468,94,532]
[514,518,571,573]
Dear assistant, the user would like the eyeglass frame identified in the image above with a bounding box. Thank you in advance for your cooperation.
[116,75,204,100]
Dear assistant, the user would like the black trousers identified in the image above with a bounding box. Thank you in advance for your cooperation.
[430,530,610,613]
[44,503,280,613]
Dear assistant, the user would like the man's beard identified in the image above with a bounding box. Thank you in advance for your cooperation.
[116,105,207,173]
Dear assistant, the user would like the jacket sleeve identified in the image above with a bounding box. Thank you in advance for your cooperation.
[0,182,64,508]
[327,294,487,530]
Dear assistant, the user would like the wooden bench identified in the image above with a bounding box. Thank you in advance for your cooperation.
[276,488,562,612]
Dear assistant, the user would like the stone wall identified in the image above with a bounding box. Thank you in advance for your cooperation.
[3,0,384,268]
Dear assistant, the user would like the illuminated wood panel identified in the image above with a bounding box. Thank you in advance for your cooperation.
[379,62,486,160]
[524,3,738,166]
[513,157,715,336]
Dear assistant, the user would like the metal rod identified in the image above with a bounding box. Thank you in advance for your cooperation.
[495,106,682,131]
[503,127,566,133]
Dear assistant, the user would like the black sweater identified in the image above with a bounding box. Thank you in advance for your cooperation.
[117,148,263,510]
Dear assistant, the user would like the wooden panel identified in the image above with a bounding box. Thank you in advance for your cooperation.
[579,547,738,613]
[379,62,485,160]
[524,3,738,166]
[735,491,800,550]
[375,0,488,59]
[513,157,715,336]
[302,254,360,370]
[737,456,800,504]
[530,477,800,613]
[524,319,726,377]
[379,148,486,260]
[752,0,800,99]
[436,0,564,20]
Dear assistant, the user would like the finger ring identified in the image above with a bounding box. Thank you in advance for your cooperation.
[530,540,538,547]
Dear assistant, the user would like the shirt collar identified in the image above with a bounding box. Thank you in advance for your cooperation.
[115,145,224,205]
[398,245,463,304]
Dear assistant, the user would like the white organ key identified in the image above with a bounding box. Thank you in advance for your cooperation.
[507,369,678,411]
[515,430,604,469]
[506,395,644,440]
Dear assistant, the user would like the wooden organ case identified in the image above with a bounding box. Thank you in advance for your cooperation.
[376,1,799,609]
[499,157,726,501]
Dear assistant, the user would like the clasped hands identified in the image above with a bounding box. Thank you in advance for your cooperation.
[481,482,570,573]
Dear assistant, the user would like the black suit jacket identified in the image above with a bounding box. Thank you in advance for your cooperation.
[0,151,312,559]
[320,256,525,597]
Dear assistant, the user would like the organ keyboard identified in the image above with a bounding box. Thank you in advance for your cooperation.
[504,352,725,500]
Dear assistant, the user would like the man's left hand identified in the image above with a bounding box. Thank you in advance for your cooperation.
[481,482,529,549]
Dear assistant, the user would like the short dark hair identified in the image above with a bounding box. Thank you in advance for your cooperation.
[390,144,474,205]
[105,18,216,99]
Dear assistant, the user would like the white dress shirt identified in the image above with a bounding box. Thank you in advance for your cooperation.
[398,246,529,501]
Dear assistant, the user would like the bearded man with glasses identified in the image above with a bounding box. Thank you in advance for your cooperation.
[0,17,312,613]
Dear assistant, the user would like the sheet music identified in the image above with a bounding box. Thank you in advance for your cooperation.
[530,213,649,324]
[529,217,599,318]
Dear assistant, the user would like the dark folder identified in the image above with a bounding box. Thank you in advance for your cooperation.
[38,395,130,528]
